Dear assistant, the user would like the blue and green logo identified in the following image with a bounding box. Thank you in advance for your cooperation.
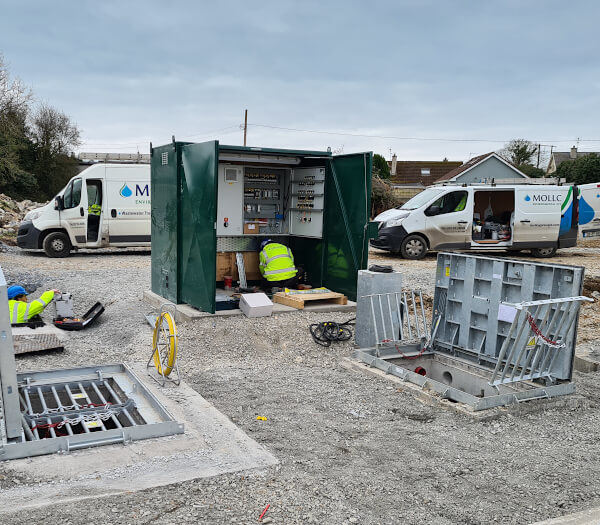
[119,183,133,197]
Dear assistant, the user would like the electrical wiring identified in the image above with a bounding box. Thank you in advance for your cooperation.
[309,318,355,347]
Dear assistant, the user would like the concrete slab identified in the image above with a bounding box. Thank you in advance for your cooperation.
[0,362,277,514]
[530,506,600,525]
[144,289,356,322]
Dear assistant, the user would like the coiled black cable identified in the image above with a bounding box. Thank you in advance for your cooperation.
[309,318,355,347]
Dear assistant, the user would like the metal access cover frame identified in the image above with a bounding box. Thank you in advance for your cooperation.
[353,347,575,411]
[1,363,184,461]
[353,253,587,411]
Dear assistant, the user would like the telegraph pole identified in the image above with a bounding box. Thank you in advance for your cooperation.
[243,109,248,146]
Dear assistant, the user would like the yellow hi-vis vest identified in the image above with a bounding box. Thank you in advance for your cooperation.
[9,290,55,324]
[88,203,101,216]
[259,243,297,282]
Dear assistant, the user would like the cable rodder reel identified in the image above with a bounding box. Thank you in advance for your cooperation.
[146,303,181,386]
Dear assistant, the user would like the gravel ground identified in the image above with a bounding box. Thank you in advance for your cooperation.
[1,246,600,524]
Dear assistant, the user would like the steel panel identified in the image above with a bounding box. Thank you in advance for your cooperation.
[151,143,179,303]
[179,141,219,314]
[322,153,372,301]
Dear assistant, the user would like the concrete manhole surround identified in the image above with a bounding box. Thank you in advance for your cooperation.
[0,362,278,513]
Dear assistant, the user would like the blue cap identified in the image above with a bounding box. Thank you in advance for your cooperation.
[7,285,28,300]
[260,239,272,250]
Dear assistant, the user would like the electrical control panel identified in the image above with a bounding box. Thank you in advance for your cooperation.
[243,167,287,236]
[289,167,325,238]
[216,165,243,235]
[216,163,325,239]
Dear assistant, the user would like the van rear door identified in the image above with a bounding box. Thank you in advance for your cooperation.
[578,183,600,239]
[513,187,569,245]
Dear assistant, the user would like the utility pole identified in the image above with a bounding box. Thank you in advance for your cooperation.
[243,109,248,147]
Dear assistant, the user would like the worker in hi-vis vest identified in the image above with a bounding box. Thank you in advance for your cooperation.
[8,285,60,324]
[259,239,298,289]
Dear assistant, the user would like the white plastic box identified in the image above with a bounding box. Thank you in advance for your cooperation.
[239,293,273,318]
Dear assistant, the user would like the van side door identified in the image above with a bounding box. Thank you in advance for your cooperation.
[59,177,87,246]
[513,187,569,245]
[424,189,471,249]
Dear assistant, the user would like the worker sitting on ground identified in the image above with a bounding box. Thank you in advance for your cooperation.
[259,239,298,290]
[8,285,60,324]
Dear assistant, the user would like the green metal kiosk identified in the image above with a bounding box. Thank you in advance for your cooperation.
[151,140,374,314]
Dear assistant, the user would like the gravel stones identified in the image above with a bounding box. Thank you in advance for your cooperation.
[1,247,600,523]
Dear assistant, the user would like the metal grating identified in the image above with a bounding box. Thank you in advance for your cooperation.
[161,151,168,165]
[217,236,256,252]
[361,290,428,346]
[20,379,143,440]
[489,296,592,386]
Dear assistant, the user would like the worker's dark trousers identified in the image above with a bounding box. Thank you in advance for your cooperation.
[87,215,100,242]
[262,276,298,291]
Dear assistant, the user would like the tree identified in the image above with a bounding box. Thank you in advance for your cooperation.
[373,153,391,179]
[499,139,538,166]
[371,176,401,217]
[557,153,600,184]
[516,164,546,178]
[0,55,36,196]
[29,103,81,198]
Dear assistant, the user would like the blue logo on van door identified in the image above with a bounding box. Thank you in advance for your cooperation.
[136,184,149,196]
[119,183,133,197]
[524,195,531,201]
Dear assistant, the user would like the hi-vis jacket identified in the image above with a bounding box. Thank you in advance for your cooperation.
[259,243,297,282]
[9,290,55,324]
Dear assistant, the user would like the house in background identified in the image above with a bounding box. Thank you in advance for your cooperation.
[547,146,599,174]
[434,152,529,185]
[387,155,462,201]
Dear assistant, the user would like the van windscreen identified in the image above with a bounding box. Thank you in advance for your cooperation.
[400,188,445,210]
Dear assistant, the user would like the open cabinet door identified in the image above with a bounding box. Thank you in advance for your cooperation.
[179,141,219,313]
[322,152,372,300]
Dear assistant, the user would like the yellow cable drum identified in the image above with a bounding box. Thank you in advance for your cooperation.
[152,311,178,377]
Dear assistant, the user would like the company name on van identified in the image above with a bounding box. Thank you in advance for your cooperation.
[525,194,561,204]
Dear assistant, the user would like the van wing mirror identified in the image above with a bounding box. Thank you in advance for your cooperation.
[54,196,64,211]
[426,205,441,216]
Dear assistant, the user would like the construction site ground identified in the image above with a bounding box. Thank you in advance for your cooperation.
[2,244,600,524]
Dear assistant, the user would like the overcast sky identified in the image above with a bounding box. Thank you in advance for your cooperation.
[1,1,599,163]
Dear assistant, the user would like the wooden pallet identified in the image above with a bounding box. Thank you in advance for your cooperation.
[272,290,348,310]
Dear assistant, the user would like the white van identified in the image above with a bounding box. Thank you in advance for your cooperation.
[577,182,600,239]
[370,184,579,259]
[17,163,151,257]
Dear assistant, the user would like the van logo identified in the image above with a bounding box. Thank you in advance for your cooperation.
[524,195,531,202]
[119,183,133,197]
[135,184,149,197]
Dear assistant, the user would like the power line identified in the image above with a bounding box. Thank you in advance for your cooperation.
[249,123,600,145]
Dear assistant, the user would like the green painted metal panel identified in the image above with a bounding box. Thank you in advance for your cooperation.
[151,143,179,303]
[289,237,324,287]
[179,141,219,314]
[322,152,373,301]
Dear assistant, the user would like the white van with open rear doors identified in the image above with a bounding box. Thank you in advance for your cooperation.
[17,163,151,257]
[370,184,579,259]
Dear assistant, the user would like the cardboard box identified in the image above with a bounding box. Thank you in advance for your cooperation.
[244,222,258,234]
[239,293,273,318]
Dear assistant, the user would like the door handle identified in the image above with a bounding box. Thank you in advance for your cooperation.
[457,220,468,224]
[111,209,117,218]
[80,207,84,217]
[593,218,600,222]
[520,219,531,223]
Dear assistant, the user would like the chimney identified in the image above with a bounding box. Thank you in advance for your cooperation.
[570,146,577,159]
[391,153,397,176]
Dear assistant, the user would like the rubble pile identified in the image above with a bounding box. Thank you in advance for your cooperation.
[0,194,46,241]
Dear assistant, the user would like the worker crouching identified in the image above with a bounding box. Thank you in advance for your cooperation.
[259,239,298,290]
[8,285,59,324]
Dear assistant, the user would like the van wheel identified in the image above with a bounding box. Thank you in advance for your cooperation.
[43,232,71,258]
[401,235,428,260]
[531,247,557,258]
